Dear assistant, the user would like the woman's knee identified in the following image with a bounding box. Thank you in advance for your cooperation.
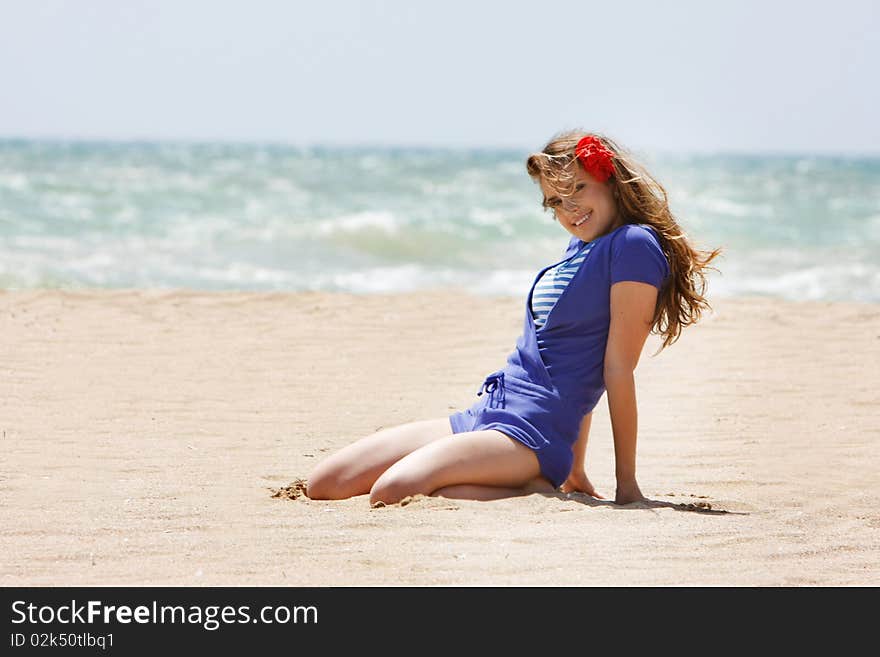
[306,459,360,500]
[308,418,453,500]
[369,470,427,506]
[304,466,336,500]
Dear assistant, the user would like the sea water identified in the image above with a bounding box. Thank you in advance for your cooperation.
[1,139,878,302]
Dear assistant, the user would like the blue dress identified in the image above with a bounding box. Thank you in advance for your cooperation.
[448,223,671,488]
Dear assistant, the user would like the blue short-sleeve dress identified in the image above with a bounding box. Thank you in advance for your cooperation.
[448,223,671,488]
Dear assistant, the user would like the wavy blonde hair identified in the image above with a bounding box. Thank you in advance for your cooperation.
[526,130,722,352]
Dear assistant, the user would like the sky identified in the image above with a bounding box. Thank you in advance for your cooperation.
[1,0,878,154]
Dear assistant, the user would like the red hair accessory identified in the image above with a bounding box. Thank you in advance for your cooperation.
[575,135,615,182]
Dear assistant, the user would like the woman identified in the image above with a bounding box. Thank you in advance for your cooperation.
[306,131,721,506]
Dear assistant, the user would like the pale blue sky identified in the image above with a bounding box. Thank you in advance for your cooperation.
[1,0,877,153]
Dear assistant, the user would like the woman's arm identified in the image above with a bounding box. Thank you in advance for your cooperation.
[604,280,659,504]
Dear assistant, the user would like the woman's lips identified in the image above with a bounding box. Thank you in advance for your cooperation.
[573,211,592,226]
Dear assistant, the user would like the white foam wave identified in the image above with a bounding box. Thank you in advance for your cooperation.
[693,197,774,218]
[314,211,401,236]
[0,174,29,191]
[300,265,535,296]
[466,209,515,237]
[707,260,880,303]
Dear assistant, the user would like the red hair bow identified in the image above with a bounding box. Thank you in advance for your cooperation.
[575,135,615,182]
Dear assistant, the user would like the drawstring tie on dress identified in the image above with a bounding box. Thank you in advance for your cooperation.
[477,372,506,409]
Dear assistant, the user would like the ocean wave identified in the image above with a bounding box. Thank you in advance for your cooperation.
[1,141,879,302]
[314,211,401,236]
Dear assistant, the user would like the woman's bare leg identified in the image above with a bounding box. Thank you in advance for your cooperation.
[369,429,550,505]
[431,478,556,502]
[306,417,453,500]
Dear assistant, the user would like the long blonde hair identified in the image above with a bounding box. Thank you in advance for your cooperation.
[526,130,722,352]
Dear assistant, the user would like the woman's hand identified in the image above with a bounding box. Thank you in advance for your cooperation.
[560,469,605,499]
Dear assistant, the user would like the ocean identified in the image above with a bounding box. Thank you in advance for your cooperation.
[1,139,878,302]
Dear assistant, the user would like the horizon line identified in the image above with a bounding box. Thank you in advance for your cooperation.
[1,134,879,159]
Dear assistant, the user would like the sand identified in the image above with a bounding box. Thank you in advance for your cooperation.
[1,288,878,586]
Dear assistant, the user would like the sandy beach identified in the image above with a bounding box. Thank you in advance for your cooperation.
[1,288,878,586]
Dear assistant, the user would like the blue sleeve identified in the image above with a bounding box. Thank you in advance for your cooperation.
[610,224,670,289]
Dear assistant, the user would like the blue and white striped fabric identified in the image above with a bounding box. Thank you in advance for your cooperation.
[531,241,594,329]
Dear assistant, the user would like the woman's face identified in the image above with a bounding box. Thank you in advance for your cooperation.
[540,163,622,242]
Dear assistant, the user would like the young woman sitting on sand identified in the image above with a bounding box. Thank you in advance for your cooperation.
[307,131,720,506]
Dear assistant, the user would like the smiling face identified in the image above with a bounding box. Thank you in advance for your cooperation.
[540,162,623,242]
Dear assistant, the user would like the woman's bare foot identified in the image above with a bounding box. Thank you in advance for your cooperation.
[614,480,645,505]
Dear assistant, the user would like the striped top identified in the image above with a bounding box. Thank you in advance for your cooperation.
[531,240,594,329]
